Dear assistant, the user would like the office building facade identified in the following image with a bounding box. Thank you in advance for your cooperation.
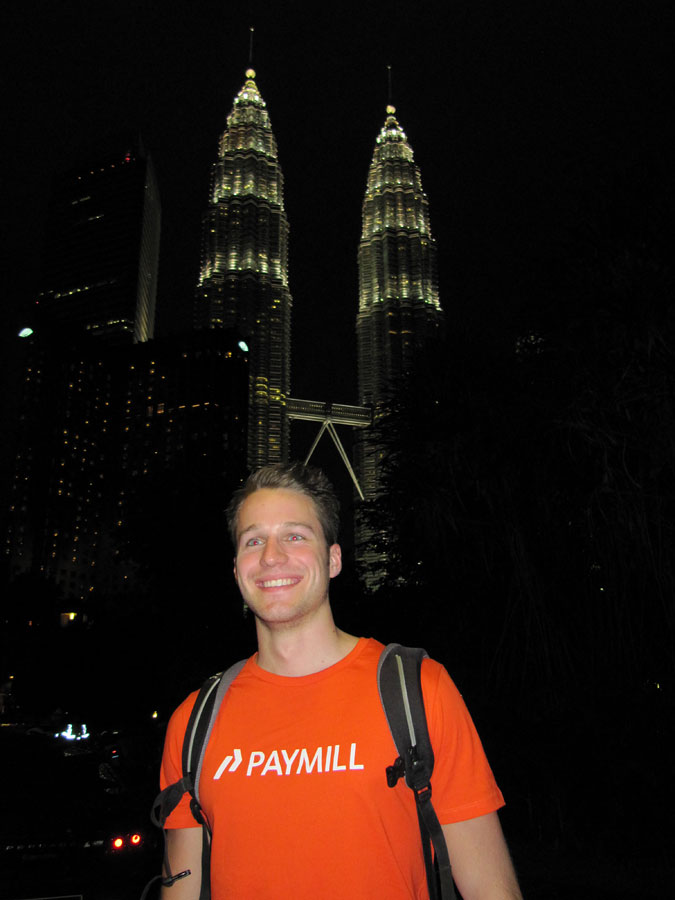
[5,333,248,607]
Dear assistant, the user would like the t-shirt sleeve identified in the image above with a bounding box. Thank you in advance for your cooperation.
[422,660,505,824]
[159,691,202,830]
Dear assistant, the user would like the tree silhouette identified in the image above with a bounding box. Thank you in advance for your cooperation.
[360,161,675,713]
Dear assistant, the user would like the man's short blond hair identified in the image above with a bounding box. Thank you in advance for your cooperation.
[226,462,340,547]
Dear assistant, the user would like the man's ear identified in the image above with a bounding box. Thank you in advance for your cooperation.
[233,557,239,585]
[328,543,342,579]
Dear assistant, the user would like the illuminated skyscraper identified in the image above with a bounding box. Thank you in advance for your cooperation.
[356,105,443,501]
[195,69,292,468]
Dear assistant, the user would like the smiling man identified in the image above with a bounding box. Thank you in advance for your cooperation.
[159,463,522,899]
[235,486,342,631]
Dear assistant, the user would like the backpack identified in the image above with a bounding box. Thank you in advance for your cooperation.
[148,645,456,900]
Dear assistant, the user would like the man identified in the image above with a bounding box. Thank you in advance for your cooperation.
[160,463,522,899]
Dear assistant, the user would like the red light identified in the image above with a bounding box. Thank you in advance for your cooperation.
[113,837,124,849]
[131,833,142,845]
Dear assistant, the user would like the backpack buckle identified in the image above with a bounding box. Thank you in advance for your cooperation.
[386,755,406,787]
[407,745,432,793]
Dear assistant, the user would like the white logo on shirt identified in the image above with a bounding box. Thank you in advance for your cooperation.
[213,743,365,778]
[213,748,242,776]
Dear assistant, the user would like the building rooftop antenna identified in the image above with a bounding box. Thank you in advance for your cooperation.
[248,25,255,67]
[387,65,393,108]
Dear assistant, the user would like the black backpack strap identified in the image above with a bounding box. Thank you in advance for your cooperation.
[148,659,246,899]
[151,671,221,833]
[184,660,247,819]
[378,644,456,900]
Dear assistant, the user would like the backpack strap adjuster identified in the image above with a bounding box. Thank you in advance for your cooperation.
[413,782,433,805]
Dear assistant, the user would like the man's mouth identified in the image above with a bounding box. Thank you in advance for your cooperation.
[257,576,301,588]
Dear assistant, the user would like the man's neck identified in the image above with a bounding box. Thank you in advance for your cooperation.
[255,608,359,677]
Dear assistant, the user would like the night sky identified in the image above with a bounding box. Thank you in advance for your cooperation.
[1,0,671,406]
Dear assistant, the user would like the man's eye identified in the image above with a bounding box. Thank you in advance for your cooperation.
[246,537,262,547]
[287,534,304,541]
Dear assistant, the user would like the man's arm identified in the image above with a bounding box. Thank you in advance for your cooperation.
[160,827,203,900]
[442,812,522,900]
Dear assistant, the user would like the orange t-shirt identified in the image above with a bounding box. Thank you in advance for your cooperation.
[160,637,504,899]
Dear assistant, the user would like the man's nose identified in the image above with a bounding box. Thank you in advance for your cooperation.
[260,536,287,566]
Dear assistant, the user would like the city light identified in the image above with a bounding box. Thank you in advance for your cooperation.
[110,833,143,851]
[55,723,90,741]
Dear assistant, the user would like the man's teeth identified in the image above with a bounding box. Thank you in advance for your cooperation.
[261,577,296,587]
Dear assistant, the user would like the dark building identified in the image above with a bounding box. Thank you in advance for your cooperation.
[36,138,161,344]
[5,133,256,629]
[5,332,248,611]
[194,70,293,469]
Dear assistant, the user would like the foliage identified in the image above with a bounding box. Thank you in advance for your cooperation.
[360,168,675,712]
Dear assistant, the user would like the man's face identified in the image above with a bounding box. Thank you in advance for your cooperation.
[233,487,342,628]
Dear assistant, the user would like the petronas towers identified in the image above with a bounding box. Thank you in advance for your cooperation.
[195,72,442,493]
[356,105,443,500]
[195,69,292,468]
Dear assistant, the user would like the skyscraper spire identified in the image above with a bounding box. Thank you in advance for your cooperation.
[356,104,443,580]
[195,68,292,467]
